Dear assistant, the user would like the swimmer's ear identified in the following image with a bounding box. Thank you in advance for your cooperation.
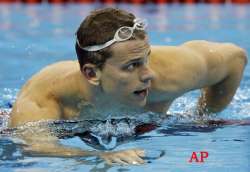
[82,64,101,86]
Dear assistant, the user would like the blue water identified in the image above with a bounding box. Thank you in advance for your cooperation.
[0,3,250,172]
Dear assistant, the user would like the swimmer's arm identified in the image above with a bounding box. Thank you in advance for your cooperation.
[149,42,247,114]
[9,96,62,127]
[21,131,145,165]
[22,132,97,157]
[183,41,248,114]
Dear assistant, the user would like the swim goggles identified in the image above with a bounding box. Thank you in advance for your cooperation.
[76,18,147,52]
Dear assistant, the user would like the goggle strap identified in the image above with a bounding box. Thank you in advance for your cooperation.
[77,18,147,52]
[81,39,116,52]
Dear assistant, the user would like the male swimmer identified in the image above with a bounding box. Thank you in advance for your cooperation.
[8,8,247,165]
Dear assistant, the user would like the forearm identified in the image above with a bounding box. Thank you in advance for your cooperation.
[198,76,240,114]
[18,127,97,158]
[22,136,145,165]
[23,142,98,158]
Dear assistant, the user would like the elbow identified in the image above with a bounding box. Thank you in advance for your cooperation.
[236,47,248,67]
[235,48,248,76]
[229,44,248,67]
[241,49,248,67]
[225,43,248,75]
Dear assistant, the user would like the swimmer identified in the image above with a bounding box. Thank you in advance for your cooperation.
[8,8,247,165]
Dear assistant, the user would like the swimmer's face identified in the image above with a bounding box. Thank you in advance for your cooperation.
[100,38,155,107]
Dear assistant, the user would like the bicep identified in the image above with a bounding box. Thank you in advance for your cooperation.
[9,97,61,127]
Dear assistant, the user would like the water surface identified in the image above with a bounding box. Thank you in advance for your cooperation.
[0,3,250,172]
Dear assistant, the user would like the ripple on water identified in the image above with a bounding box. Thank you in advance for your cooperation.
[0,86,250,158]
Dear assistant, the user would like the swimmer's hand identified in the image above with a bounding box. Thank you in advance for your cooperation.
[99,149,145,165]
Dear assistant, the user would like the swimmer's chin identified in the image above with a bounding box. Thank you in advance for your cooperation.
[131,97,147,107]
[130,88,149,107]
[138,101,147,107]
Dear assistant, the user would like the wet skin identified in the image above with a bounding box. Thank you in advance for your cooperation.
[9,39,247,165]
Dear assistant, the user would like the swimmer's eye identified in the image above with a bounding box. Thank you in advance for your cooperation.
[125,61,143,71]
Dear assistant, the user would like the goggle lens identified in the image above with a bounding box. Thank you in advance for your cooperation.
[116,27,133,41]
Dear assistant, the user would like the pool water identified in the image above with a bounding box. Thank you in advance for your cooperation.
[0,3,250,172]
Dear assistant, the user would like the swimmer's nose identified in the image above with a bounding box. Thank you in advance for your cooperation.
[139,66,155,83]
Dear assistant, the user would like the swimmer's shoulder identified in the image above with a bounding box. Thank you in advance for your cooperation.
[37,60,80,75]
[24,60,79,84]
[180,40,241,54]
[17,60,80,99]
[150,40,231,62]
[151,40,217,53]
[150,44,200,64]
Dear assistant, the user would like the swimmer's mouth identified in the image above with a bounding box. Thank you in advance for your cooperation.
[133,88,148,99]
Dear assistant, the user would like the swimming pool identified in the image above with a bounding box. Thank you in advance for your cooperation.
[0,3,250,172]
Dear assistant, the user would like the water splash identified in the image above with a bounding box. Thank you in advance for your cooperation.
[0,88,18,130]
[0,88,18,108]
[219,87,250,119]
